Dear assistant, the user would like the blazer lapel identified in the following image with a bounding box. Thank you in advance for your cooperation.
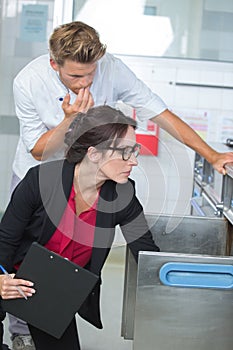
[89,181,117,275]
[38,160,75,243]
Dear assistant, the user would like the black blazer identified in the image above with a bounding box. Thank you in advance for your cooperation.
[0,159,159,329]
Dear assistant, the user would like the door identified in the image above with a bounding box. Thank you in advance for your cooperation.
[133,252,233,350]
[121,214,229,340]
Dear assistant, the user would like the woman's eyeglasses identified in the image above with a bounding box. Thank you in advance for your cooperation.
[105,143,141,161]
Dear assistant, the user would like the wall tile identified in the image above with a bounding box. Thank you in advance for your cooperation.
[199,69,224,85]
[176,68,201,84]
[174,85,199,109]
[222,90,233,110]
[198,88,223,109]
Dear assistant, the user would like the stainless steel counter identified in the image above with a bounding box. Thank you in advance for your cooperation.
[225,163,233,179]
[121,144,233,348]
[134,251,233,350]
[223,163,233,225]
[191,142,233,217]
[121,214,229,341]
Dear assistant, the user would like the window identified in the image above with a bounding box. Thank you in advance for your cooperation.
[73,0,233,62]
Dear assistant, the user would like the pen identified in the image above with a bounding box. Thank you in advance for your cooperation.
[0,265,28,300]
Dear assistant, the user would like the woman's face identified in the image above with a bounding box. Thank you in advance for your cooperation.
[97,126,139,184]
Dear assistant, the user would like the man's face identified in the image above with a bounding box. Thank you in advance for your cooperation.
[50,59,97,94]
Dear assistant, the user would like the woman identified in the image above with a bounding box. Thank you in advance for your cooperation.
[0,105,159,349]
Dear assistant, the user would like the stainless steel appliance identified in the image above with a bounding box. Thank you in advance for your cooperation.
[133,251,233,350]
[190,143,229,217]
[223,163,233,225]
[121,145,233,348]
[121,214,229,341]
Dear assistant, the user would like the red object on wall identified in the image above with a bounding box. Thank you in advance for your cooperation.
[132,110,159,156]
[136,131,159,156]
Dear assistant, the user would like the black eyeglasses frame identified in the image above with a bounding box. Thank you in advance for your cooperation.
[104,143,141,161]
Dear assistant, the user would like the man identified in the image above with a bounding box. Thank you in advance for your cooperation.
[8,20,233,350]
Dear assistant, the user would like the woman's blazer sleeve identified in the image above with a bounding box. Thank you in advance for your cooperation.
[117,179,159,262]
[0,167,40,271]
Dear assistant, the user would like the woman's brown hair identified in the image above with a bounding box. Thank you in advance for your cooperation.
[65,105,137,164]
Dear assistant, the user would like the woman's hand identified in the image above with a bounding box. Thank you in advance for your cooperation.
[0,274,36,300]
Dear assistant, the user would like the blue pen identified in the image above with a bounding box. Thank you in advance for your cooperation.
[0,265,28,300]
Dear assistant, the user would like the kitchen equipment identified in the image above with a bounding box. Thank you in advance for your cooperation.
[190,143,229,217]
[223,163,233,225]
[121,213,229,341]
[121,146,233,347]
[133,251,233,350]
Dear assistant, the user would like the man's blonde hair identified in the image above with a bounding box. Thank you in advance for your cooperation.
[49,21,106,66]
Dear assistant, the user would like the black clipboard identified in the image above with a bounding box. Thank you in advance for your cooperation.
[2,242,98,338]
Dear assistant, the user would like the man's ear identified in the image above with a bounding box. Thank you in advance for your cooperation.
[87,147,102,163]
[50,58,59,71]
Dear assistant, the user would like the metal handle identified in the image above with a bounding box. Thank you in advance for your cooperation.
[190,198,205,216]
[225,164,233,179]
[202,192,223,216]
[159,262,233,289]
[201,192,217,211]
[169,81,233,90]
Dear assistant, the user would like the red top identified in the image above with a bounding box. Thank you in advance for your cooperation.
[44,185,98,267]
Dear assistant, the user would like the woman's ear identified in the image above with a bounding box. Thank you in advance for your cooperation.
[87,147,102,163]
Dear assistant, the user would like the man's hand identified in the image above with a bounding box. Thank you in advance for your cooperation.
[31,88,94,160]
[210,152,233,175]
[62,88,94,118]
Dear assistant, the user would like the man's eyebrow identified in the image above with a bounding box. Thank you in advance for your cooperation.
[68,73,84,77]
[68,67,97,78]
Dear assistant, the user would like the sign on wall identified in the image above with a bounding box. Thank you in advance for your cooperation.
[20,4,48,42]
[133,109,159,156]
